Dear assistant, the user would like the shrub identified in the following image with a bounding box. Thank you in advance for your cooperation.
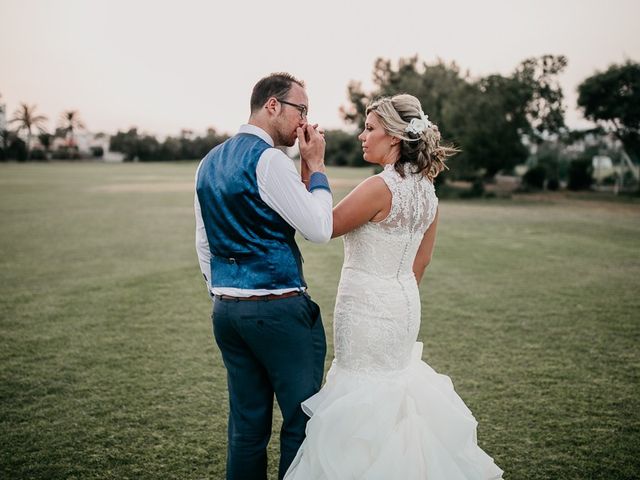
[90,146,104,158]
[568,158,593,190]
[522,165,546,190]
[52,146,81,159]
[7,137,27,161]
[547,178,560,191]
[30,149,46,160]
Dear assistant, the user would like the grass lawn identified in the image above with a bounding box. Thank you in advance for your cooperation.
[1,162,639,479]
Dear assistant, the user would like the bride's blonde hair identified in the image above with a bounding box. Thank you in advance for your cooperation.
[366,94,458,181]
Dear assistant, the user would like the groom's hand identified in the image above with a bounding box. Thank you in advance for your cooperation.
[297,124,326,174]
[309,123,325,138]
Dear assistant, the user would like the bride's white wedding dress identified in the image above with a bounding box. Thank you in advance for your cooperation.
[284,164,504,479]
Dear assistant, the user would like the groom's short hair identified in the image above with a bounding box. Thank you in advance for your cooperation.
[250,73,305,113]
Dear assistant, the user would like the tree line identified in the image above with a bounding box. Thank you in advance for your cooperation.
[0,101,230,163]
[2,56,638,191]
[108,128,229,162]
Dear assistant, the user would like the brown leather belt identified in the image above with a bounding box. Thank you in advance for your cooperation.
[215,290,303,301]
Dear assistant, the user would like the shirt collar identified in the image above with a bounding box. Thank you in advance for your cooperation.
[238,124,274,147]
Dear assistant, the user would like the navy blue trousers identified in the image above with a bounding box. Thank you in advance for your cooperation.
[212,292,326,480]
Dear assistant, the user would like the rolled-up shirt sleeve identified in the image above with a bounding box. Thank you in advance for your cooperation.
[257,149,333,243]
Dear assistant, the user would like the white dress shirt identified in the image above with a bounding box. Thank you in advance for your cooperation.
[195,124,333,297]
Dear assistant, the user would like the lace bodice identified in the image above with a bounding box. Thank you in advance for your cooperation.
[333,164,439,375]
[342,163,439,279]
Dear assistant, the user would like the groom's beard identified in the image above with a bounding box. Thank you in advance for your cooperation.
[274,130,296,148]
[273,117,297,148]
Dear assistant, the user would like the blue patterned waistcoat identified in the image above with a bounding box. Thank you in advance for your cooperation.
[196,133,306,290]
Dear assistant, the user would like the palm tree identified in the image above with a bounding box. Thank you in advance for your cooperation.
[59,110,85,148]
[9,103,48,161]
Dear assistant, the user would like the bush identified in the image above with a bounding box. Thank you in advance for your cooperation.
[7,137,27,161]
[568,158,593,190]
[522,165,546,190]
[52,146,81,159]
[90,146,104,158]
[547,178,560,191]
[30,149,47,160]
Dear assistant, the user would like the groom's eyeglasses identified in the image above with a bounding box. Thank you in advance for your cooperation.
[277,99,308,120]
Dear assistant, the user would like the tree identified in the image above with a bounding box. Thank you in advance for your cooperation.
[577,61,640,164]
[514,55,568,138]
[342,55,567,179]
[465,55,566,177]
[324,129,364,167]
[59,110,85,147]
[110,127,228,161]
[445,74,530,177]
[342,57,468,136]
[109,127,161,161]
[9,103,48,161]
[109,128,142,161]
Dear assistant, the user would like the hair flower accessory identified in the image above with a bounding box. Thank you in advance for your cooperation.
[404,111,432,135]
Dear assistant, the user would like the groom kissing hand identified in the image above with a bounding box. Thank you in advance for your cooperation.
[194,72,331,480]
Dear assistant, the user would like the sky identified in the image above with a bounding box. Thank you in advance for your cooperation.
[1,0,639,137]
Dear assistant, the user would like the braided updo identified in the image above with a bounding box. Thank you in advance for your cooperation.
[366,94,458,180]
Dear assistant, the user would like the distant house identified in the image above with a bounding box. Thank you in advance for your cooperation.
[564,131,620,158]
[592,155,613,170]
[592,155,614,182]
[42,130,123,161]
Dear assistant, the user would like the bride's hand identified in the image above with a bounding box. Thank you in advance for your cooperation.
[297,124,326,174]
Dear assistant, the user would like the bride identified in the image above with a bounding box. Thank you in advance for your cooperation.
[285,94,504,479]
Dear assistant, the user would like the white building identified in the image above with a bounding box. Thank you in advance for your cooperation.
[42,129,123,161]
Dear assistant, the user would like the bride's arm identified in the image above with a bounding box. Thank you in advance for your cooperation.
[413,208,439,283]
[332,176,391,238]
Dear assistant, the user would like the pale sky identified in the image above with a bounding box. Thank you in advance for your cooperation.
[1,0,638,137]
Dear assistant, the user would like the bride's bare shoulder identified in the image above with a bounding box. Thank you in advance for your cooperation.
[353,174,391,196]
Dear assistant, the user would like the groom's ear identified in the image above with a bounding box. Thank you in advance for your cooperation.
[264,97,279,115]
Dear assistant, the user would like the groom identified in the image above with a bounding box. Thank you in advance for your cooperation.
[194,73,331,480]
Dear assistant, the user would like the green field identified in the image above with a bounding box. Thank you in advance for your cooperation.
[1,162,639,479]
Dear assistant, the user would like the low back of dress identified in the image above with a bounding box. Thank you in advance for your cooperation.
[334,163,439,375]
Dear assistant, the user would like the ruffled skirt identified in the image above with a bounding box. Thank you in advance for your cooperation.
[284,343,503,480]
